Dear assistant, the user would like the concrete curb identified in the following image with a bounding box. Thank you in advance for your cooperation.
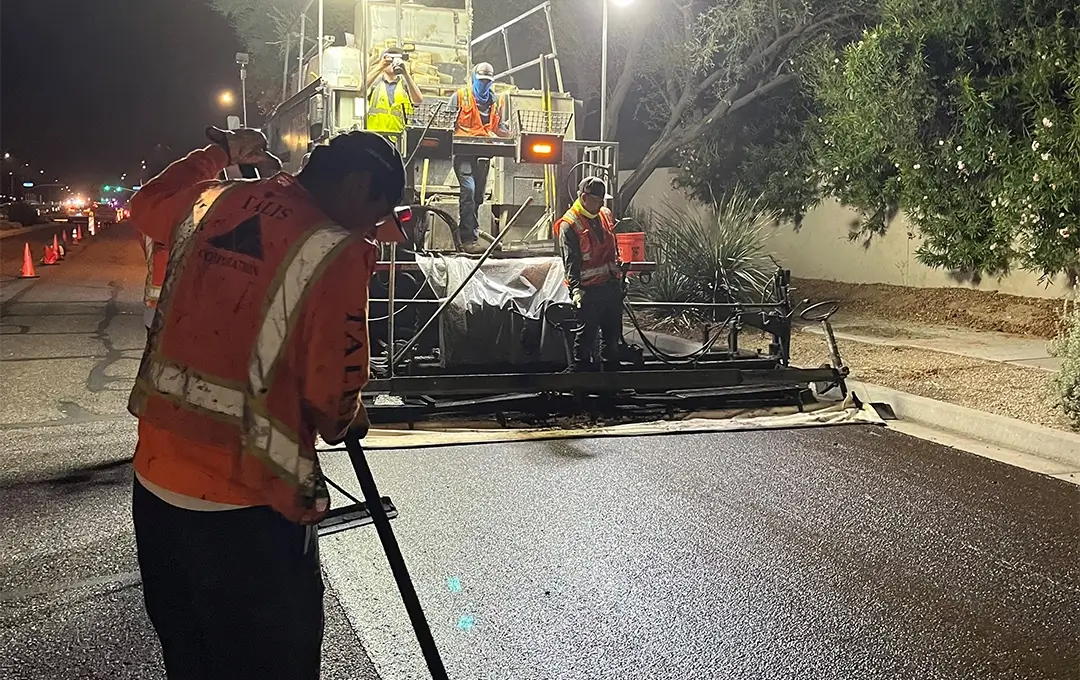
[622,324,1080,479]
[0,222,66,241]
[846,379,1080,471]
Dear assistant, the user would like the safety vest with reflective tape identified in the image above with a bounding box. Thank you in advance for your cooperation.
[367,78,412,133]
[455,87,503,137]
[557,206,620,288]
[129,179,361,523]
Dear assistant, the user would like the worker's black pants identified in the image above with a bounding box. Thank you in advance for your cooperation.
[132,477,324,680]
[573,279,624,370]
[454,156,490,245]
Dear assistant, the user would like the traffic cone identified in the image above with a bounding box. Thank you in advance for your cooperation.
[41,244,59,266]
[52,234,64,260]
[76,226,83,242]
[18,243,39,279]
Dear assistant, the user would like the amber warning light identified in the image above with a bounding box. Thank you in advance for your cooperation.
[516,133,563,164]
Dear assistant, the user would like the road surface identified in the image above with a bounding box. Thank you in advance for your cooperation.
[1,223,1077,679]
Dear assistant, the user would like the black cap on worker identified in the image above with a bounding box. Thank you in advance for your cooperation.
[578,176,613,200]
[301,130,408,240]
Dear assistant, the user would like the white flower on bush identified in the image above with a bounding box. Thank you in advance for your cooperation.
[956,145,963,151]
[957,160,966,171]
[1041,152,1051,161]
[1032,140,1040,151]
[1060,212,1066,218]
[1033,174,1041,182]
[938,140,945,146]
[1061,228,1071,239]
[1043,117,1053,128]
[991,199,997,208]
[1051,183,1057,190]
[913,163,921,170]
[990,243,997,250]
[1032,214,1041,223]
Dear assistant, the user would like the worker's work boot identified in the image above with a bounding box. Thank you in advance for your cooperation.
[461,240,488,255]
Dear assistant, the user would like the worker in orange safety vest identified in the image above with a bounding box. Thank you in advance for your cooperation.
[555,176,623,371]
[449,61,510,254]
[128,126,406,680]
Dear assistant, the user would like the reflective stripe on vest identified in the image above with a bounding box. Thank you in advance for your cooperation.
[143,234,161,305]
[140,357,316,485]
[248,223,352,394]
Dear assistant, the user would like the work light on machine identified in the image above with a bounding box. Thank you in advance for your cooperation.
[516,132,563,164]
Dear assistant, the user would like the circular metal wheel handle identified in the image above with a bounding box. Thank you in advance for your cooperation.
[799,299,841,322]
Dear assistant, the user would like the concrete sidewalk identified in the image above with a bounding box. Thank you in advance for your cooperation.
[801,318,1063,371]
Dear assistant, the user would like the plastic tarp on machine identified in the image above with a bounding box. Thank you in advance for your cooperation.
[415,255,572,367]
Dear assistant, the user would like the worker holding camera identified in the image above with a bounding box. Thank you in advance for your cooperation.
[365,48,424,134]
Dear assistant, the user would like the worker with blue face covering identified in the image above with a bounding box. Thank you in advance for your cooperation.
[449,62,511,254]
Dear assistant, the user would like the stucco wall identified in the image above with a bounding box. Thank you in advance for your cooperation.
[619,168,1073,300]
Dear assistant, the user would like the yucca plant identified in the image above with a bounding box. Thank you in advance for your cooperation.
[630,189,777,323]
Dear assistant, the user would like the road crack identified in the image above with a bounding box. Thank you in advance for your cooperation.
[87,280,127,393]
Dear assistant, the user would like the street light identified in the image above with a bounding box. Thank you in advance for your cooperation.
[219,90,235,107]
[236,52,250,127]
[601,0,636,142]
[3,152,9,160]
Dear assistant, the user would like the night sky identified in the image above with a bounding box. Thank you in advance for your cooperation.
[1,0,244,193]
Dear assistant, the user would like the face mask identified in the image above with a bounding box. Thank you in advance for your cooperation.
[573,197,598,219]
[473,76,493,99]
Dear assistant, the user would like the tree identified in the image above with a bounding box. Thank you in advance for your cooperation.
[808,0,1080,279]
[612,0,873,207]
[672,84,823,225]
[208,0,354,114]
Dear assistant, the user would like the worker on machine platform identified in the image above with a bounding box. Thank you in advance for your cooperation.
[450,61,510,254]
[365,47,424,135]
[556,176,623,371]
[128,126,406,680]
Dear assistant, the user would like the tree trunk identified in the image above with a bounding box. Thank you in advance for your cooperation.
[616,134,682,209]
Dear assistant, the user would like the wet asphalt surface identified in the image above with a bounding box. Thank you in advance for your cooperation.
[1,224,1078,679]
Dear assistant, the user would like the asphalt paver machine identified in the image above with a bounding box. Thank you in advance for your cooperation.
[264,4,847,676]
[265,0,847,427]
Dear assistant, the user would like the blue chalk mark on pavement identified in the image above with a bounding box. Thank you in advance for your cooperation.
[446,576,462,593]
[457,614,476,631]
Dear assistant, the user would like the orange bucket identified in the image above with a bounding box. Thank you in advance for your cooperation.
[616,232,646,264]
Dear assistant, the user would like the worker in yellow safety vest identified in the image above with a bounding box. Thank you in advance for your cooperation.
[364,48,424,134]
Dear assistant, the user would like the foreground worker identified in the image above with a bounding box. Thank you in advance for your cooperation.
[365,47,424,135]
[449,61,510,254]
[128,127,406,680]
[556,177,623,371]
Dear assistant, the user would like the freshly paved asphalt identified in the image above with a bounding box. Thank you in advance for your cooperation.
[1,224,1077,679]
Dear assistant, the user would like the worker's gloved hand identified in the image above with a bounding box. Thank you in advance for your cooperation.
[205,126,283,174]
[571,288,584,309]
